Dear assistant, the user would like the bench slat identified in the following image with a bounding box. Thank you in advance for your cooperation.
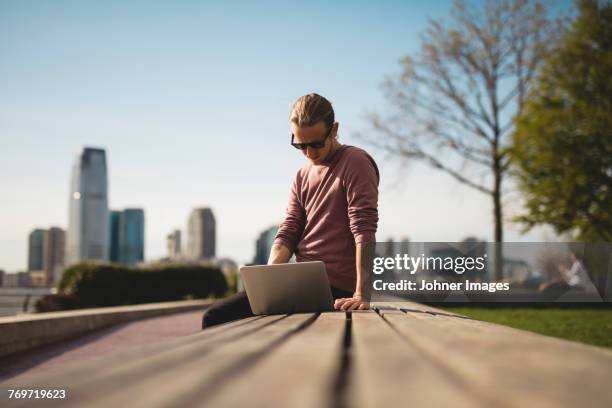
[204,312,347,408]
[348,312,485,407]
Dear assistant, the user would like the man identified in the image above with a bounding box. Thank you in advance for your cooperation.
[202,93,379,329]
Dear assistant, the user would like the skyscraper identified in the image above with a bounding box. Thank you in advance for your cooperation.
[27,227,65,285]
[187,208,216,260]
[109,211,121,262]
[66,147,109,265]
[166,229,181,259]
[109,209,145,266]
[253,225,279,265]
[28,229,46,271]
[43,227,66,284]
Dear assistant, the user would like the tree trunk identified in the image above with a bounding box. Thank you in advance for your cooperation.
[493,161,504,281]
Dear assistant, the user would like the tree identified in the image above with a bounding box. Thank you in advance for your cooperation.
[511,0,612,242]
[358,0,556,279]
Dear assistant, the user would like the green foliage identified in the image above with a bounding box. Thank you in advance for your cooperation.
[56,262,228,308]
[224,269,239,295]
[511,0,612,241]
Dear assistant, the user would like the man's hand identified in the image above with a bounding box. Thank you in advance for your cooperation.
[268,243,292,264]
[334,296,370,311]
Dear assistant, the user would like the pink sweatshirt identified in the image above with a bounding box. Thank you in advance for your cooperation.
[274,145,379,292]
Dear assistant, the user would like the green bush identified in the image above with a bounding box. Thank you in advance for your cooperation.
[51,262,227,309]
[224,269,239,295]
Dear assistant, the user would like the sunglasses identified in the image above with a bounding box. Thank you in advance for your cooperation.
[291,126,333,150]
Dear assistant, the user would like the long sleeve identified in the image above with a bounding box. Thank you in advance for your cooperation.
[344,151,379,244]
[274,172,306,253]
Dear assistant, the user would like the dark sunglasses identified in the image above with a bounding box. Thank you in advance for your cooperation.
[291,126,333,150]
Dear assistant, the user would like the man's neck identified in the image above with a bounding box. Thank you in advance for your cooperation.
[329,140,342,156]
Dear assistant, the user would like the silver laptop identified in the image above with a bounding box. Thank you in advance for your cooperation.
[240,261,334,315]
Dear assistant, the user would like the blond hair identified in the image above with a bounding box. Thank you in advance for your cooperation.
[289,93,335,130]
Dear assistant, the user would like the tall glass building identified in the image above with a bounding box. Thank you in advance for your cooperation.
[28,229,46,271]
[66,147,109,265]
[109,211,122,263]
[109,209,145,266]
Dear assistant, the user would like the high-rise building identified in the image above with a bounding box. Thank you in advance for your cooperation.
[109,211,121,262]
[187,208,216,260]
[253,225,279,265]
[43,227,66,285]
[166,229,181,259]
[109,209,145,266]
[66,147,109,265]
[27,227,65,285]
[28,229,46,271]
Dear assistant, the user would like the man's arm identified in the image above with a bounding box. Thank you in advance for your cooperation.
[335,242,375,311]
[335,150,379,311]
[354,241,375,301]
[268,243,292,264]
[272,172,305,262]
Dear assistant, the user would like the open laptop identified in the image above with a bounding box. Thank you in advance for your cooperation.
[240,261,334,315]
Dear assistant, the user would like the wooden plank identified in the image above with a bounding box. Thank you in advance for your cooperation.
[22,313,316,408]
[1,315,282,403]
[370,303,401,319]
[372,300,466,317]
[348,312,486,408]
[204,312,347,408]
[384,311,612,408]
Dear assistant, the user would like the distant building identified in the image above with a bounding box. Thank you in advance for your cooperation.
[29,270,47,287]
[44,227,66,285]
[66,147,109,265]
[398,236,410,256]
[253,225,279,265]
[166,229,181,259]
[109,209,145,266]
[28,229,46,271]
[187,208,216,260]
[28,227,65,286]
[3,272,30,288]
[0,269,4,286]
[109,211,121,262]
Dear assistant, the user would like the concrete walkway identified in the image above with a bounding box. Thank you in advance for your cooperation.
[0,310,204,383]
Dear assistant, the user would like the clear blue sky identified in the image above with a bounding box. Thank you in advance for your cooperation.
[0,0,572,272]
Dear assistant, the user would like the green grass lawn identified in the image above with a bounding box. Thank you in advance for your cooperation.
[442,307,612,349]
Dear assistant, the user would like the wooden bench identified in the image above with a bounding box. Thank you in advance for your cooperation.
[3,301,612,407]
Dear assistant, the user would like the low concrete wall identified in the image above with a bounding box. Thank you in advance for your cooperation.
[0,299,212,358]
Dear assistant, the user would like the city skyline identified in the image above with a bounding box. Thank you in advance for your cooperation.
[0,1,571,272]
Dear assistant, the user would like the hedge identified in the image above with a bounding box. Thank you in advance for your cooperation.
[36,262,228,312]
